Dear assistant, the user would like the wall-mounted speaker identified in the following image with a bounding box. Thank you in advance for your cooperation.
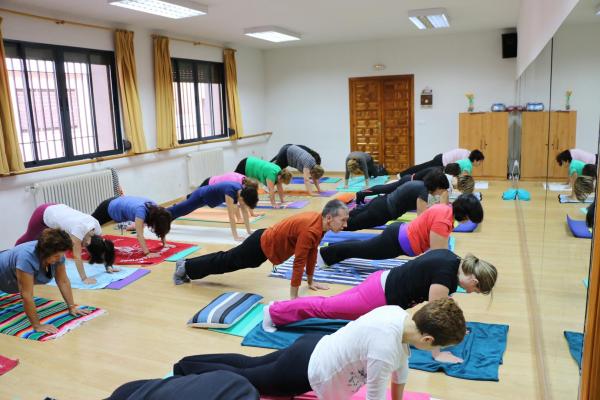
[502,32,517,59]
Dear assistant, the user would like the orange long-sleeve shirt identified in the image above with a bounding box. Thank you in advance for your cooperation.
[260,212,324,287]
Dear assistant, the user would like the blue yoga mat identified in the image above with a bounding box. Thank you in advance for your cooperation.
[290,177,340,184]
[242,319,508,381]
[564,331,583,369]
[567,215,592,239]
[559,194,594,204]
[321,231,379,245]
[453,221,479,233]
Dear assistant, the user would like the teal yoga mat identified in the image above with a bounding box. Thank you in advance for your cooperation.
[165,246,201,262]
[336,176,389,192]
[209,303,265,337]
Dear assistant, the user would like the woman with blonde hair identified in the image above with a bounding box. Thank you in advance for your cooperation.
[344,151,383,189]
[271,144,325,195]
[264,249,496,363]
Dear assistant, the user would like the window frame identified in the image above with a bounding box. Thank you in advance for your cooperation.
[4,39,124,168]
[171,57,228,144]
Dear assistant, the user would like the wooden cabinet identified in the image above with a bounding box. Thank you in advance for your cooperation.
[459,112,509,178]
[520,111,576,180]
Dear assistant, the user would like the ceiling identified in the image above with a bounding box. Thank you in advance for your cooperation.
[2,0,522,49]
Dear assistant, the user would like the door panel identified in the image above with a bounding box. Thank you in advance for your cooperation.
[381,77,413,173]
[482,112,509,177]
[521,112,549,179]
[350,80,382,162]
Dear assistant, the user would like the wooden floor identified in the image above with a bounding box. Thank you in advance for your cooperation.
[0,179,590,400]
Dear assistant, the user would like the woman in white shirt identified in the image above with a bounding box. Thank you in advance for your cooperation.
[173,298,466,400]
[15,203,115,284]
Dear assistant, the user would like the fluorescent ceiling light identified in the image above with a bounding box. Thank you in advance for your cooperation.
[244,26,301,43]
[408,8,450,29]
[108,0,207,19]
[596,4,600,15]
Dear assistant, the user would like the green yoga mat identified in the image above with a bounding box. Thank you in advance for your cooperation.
[322,177,341,183]
[336,176,389,192]
[165,246,201,262]
[209,303,265,337]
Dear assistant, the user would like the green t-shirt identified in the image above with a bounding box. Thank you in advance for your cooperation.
[569,160,585,177]
[456,159,473,174]
[245,156,281,185]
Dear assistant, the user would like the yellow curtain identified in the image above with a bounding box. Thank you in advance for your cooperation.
[223,48,243,138]
[153,36,177,149]
[0,17,24,174]
[115,30,147,153]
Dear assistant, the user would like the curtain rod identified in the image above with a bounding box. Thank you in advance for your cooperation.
[152,34,232,51]
[0,7,114,31]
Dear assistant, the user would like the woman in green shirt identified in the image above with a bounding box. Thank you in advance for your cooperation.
[235,156,292,208]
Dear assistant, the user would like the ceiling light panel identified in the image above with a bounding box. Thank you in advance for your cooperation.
[108,0,207,19]
[244,26,301,43]
[408,8,450,30]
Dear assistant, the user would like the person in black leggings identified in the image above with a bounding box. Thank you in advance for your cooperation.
[174,334,322,397]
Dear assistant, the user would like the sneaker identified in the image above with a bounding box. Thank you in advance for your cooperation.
[316,248,330,269]
[173,259,190,285]
[262,303,277,333]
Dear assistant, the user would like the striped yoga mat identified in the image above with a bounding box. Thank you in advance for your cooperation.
[0,292,105,341]
[269,257,408,286]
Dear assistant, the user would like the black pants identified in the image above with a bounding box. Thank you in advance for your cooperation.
[345,196,394,231]
[234,158,248,175]
[184,229,267,280]
[399,153,443,177]
[173,334,323,397]
[106,371,259,400]
[270,144,292,169]
[321,222,404,265]
[297,145,321,165]
[358,177,407,198]
[200,177,210,187]
[92,197,118,225]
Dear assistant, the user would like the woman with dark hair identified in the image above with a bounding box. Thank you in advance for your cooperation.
[318,194,483,267]
[167,182,259,241]
[0,228,91,334]
[234,156,292,209]
[556,148,597,167]
[345,169,450,231]
[92,196,172,258]
[399,148,484,177]
[15,203,115,284]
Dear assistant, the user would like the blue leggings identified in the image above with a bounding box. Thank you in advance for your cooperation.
[167,190,208,219]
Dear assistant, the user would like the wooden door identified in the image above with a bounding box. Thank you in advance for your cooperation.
[521,112,550,179]
[481,112,509,178]
[548,111,577,179]
[349,75,413,174]
[459,112,485,176]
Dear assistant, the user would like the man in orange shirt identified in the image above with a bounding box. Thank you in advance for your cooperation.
[173,199,349,299]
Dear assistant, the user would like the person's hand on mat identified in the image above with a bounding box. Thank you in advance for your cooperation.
[434,351,464,364]
[145,252,160,258]
[68,305,92,317]
[33,324,58,334]
[82,277,97,285]
[309,282,330,291]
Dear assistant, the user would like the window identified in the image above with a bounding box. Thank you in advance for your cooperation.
[172,58,227,143]
[4,40,123,167]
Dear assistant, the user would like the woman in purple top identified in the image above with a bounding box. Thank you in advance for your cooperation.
[168,182,259,240]
[0,229,91,334]
[92,196,172,258]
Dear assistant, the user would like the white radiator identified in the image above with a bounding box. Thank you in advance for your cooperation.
[32,169,117,215]
[187,149,225,189]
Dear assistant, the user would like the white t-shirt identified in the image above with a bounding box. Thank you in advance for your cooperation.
[308,306,410,400]
[43,204,102,241]
[442,148,470,166]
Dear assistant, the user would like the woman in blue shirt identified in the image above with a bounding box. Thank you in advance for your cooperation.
[0,229,91,334]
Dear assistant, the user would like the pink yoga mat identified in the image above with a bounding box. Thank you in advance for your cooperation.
[105,269,151,289]
[0,355,18,375]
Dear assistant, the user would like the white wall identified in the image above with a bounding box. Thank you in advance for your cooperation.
[0,13,267,248]
[263,30,516,170]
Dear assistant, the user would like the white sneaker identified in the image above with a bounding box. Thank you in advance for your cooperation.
[262,304,277,333]
[316,248,330,269]
[173,259,190,285]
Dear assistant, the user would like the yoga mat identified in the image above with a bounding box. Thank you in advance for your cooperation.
[262,387,430,400]
[242,318,348,349]
[372,213,419,229]
[152,225,246,245]
[210,303,265,337]
[408,321,509,381]
[336,176,389,192]
[584,278,589,288]
[256,200,310,209]
[559,194,594,203]
[165,246,201,261]
[105,268,151,290]
[290,177,341,184]
[0,292,105,341]
[270,257,408,286]
[335,192,356,204]
[321,231,379,245]
[474,181,489,190]
[564,331,583,369]
[0,355,18,375]
[567,215,592,239]
[69,235,197,266]
[450,192,482,201]
[453,220,479,233]
[47,260,141,290]
[581,207,588,215]
[258,189,337,198]
[178,208,266,223]
[543,182,571,191]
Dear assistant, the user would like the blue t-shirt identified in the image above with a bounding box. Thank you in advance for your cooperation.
[108,196,155,222]
[197,182,241,207]
[0,241,63,293]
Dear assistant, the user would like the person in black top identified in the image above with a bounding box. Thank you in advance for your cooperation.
[265,249,497,362]
[345,169,449,231]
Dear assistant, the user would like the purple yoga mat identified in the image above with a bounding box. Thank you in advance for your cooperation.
[284,200,310,209]
[105,268,151,290]
[317,190,337,197]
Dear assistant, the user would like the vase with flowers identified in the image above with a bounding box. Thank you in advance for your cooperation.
[565,90,572,111]
[465,93,475,112]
